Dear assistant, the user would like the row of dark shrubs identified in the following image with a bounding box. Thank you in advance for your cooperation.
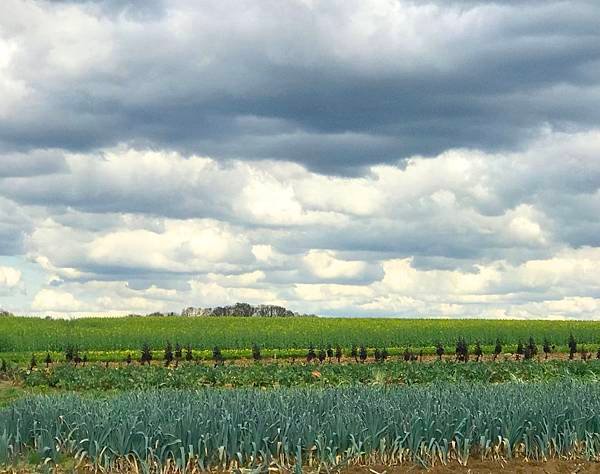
[0,334,594,371]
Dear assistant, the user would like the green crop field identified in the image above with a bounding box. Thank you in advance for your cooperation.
[3,382,600,471]
[3,315,600,472]
[15,360,600,390]
[2,315,600,353]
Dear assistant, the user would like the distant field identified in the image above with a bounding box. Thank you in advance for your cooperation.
[1,316,600,352]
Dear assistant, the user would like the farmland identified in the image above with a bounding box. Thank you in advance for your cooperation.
[3,315,600,472]
[14,360,600,390]
[3,382,600,471]
[2,315,600,352]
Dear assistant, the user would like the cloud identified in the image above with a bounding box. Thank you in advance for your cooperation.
[0,128,594,317]
[1,0,600,172]
[26,217,256,276]
[303,250,375,281]
[2,0,600,318]
[31,289,83,312]
[0,266,21,289]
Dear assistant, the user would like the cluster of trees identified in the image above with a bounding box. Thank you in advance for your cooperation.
[306,344,345,363]
[301,334,595,364]
[32,346,88,370]
[446,334,596,362]
[139,342,197,367]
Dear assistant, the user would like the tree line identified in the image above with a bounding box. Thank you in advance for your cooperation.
[2,333,596,371]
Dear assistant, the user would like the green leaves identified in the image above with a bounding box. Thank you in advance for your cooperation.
[3,382,600,470]
[3,316,600,353]
[18,360,600,391]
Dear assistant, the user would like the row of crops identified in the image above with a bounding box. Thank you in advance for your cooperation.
[15,360,600,390]
[2,382,600,471]
[4,333,589,366]
[4,316,600,471]
[3,316,600,351]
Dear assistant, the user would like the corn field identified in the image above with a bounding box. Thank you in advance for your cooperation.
[2,382,600,471]
[2,316,600,352]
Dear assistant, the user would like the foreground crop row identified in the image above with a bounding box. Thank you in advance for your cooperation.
[16,360,600,390]
[3,316,600,352]
[2,383,600,471]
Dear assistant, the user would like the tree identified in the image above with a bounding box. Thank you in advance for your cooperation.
[358,345,367,363]
[65,345,75,363]
[435,342,445,361]
[252,343,261,361]
[525,337,537,360]
[326,344,334,362]
[185,344,193,362]
[335,345,342,363]
[543,338,551,360]
[515,341,524,360]
[45,352,52,368]
[493,339,502,361]
[350,345,358,363]
[455,337,469,362]
[140,343,153,365]
[474,342,483,362]
[568,334,577,360]
[307,345,316,363]
[212,346,223,365]
[164,341,174,366]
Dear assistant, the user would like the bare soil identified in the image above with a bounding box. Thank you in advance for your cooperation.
[341,459,600,473]
[73,350,594,369]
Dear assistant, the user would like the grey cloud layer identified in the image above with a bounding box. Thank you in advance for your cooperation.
[2,0,600,172]
[2,0,600,318]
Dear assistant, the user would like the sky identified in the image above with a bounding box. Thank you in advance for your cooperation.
[1,0,600,319]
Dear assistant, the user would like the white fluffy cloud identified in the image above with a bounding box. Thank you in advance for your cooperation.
[31,289,83,313]
[303,250,369,280]
[1,0,600,317]
[0,266,21,289]
[0,129,597,317]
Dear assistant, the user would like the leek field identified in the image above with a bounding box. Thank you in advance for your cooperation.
[3,383,600,471]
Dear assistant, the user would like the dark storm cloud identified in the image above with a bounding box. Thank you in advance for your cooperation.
[2,0,600,173]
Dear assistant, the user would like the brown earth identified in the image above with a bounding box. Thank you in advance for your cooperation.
[57,350,595,369]
[2,460,598,474]
[341,459,600,473]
